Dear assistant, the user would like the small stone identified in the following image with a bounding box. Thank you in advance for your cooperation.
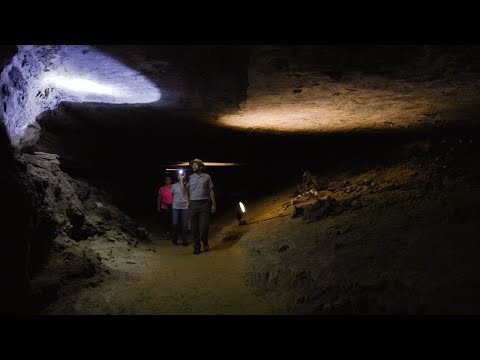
[278,244,289,252]
[223,233,240,242]
[282,201,292,209]
[292,206,304,218]
[137,226,147,237]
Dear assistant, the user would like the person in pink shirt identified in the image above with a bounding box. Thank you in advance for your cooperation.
[157,176,174,236]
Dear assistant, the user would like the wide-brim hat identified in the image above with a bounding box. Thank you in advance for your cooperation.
[189,158,205,168]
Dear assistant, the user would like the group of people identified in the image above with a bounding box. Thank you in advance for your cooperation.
[157,159,216,255]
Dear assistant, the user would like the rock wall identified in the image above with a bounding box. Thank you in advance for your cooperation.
[25,151,151,310]
[1,130,150,313]
[0,45,161,148]
[242,128,480,314]
[0,45,151,312]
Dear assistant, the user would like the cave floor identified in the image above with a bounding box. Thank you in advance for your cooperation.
[41,213,284,315]
[39,128,480,315]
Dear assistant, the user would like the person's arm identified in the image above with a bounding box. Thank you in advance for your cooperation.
[180,173,187,193]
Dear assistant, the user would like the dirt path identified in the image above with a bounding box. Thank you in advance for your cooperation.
[43,214,284,315]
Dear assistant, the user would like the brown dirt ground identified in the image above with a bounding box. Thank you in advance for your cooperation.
[42,212,286,315]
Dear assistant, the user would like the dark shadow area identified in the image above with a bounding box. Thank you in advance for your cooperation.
[31,100,480,221]
[0,122,33,314]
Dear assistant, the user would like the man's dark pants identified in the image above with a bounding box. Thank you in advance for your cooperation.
[189,200,211,251]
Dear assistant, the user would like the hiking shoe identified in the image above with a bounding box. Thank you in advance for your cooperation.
[203,245,209,252]
[193,248,200,255]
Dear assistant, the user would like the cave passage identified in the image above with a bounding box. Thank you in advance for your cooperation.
[2,45,480,315]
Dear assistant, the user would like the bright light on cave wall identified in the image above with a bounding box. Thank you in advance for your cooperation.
[42,75,121,96]
[0,45,161,145]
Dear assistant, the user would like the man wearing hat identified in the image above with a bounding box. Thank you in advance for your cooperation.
[180,159,216,254]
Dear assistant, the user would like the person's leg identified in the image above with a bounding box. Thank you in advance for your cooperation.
[199,202,211,251]
[180,209,188,245]
[159,209,168,233]
[171,208,179,245]
[190,203,201,253]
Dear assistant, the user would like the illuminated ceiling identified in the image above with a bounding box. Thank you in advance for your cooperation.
[0,45,160,145]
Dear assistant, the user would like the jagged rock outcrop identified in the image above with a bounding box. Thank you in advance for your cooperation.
[1,139,150,313]
[20,151,149,285]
